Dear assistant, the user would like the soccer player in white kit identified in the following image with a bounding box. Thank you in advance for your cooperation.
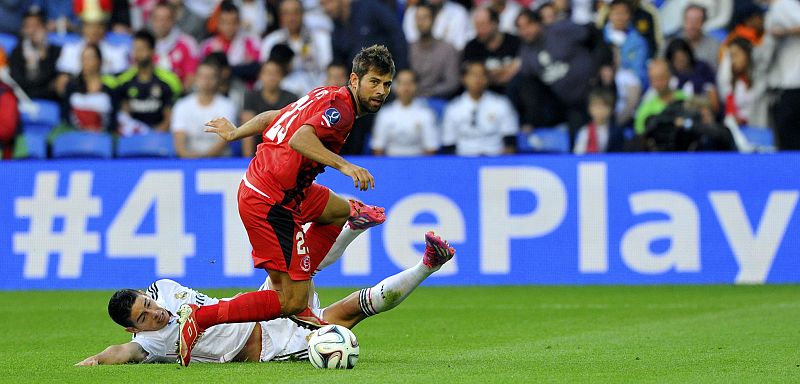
[76,232,455,366]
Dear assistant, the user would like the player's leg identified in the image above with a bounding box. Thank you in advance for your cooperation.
[321,231,455,329]
[301,185,385,272]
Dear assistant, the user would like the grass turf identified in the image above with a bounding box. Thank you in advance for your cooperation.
[0,285,798,383]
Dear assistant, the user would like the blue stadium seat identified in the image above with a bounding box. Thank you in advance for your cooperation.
[741,126,775,150]
[21,99,61,136]
[47,32,81,47]
[517,127,571,153]
[0,33,18,53]
[106,32,132,48]
[425,97,448,122]
[708,28,728,43]
[116,132,176,158]
[52,132,113,158]
[15,132,47,159]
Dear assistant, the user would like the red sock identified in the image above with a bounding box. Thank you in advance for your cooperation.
[194,290,281,330]
[305,222,343,271]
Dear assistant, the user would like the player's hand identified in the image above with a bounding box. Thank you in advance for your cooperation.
[339,163,375,191]
[204,117,237,142]
[75,356,99,366]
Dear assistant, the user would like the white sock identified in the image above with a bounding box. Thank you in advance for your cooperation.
[358,261,434,316]
[315,224,365,273]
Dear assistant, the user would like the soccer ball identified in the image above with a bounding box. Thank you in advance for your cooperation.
[307,324,359,369]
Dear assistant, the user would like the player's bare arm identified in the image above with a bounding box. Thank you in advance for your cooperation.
[75,342,147,366]
[205,110,281,142]
[289,125,376,191]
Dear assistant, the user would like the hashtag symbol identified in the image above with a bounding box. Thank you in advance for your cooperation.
[13,171,101,278]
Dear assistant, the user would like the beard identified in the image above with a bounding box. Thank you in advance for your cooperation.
[358,93,385,114]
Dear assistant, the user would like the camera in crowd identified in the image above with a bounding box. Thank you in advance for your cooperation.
[643,98,735,152]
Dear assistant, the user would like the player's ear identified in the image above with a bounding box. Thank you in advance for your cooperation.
[349,72,359,88]
[125,326,139,334]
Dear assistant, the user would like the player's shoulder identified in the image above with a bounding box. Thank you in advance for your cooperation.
[145,279,182,301]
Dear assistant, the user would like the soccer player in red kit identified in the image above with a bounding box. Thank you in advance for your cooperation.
[175,45,396,366]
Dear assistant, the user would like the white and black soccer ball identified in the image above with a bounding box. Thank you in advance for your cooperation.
[307,324,359,369]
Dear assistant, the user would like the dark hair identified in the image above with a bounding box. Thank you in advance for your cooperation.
[517,8,542,25]
[108,289,141,328]
[83,43,102,62]
[219,0,239,15]
[133,29,156,50]
[728,37,753,86]
[684,4,707,23]
[351,45,395,79]
[664,38,696,69]
[263,58,288,77]
[588,88,615,108]
[23,5,46,23]
[609,0,633,14]
[482,7,500,25]
[416,2,434,15]
[461,60,487,76]
[202,51,229,70]
[397,68,417,82]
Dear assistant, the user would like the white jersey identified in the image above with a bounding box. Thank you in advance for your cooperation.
[131,279,314,364]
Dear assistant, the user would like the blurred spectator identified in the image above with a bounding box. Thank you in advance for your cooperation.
[324,61,348,86]
[720,3,765,56]
[240,60,298,157]
[765,0,800,150]
[603,0,649,87]
[664,38,718,114]
[596,0,662,59]
[260,0,331,95]
[660,0,733,36]
[717,38,767,127]
[482,0,522,34]
[0,80,19,159]
[442,61,518,156]
[409,3,460,98]
[203,51,247,112]
[403,0,473,51]
[634,59,687,135]
[371,70,439,156]
[149,1,199,89]
[179,0,219,41]
[108,0,132,33]
[574,89,615,154]
[513,9,605,141]
[0,0,31,34]
[116,30,181,136]
[664,4,721,70]
[61,44,117,133]
[463,7,520,92]
[171,60,237,158]
[127,0,159,31]
[9,6,62,100]
[55,7,129,93]
[235,0,267,37]
[641,96,734,151]
[598,45,641,128]
[321,0,408,71]
[200,0,260,67]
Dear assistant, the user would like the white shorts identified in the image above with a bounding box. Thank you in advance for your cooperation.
[257,277,324,362]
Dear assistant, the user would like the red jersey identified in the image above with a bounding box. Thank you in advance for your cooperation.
[245,86,357,209]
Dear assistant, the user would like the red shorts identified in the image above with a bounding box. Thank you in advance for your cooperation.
[238,181,330,281]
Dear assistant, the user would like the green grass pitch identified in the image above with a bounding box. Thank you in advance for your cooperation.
[1,285,798,383]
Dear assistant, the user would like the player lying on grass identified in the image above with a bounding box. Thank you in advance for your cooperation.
[75,232,454,366]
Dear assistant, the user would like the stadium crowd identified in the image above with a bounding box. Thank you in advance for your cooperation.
[0,0,798,158]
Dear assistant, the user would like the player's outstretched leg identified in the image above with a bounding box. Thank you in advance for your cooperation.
[358,231,454,316]
[313,199,386,273]
[176,290,282,366]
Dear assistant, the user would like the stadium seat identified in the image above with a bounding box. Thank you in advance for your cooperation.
[105,32,132,48]
[740,126,775,151]
[517,126,571,153]
[47,32,81,47]
[52,131,113,158]
[0,33,17,53]
[13,132,47,159]
[116,132,176,158]
[20,99,61,133]
[425,97,448,122]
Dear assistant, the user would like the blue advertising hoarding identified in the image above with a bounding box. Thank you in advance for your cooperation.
[1,154,799,290]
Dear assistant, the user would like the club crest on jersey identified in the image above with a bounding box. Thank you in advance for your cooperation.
[175,291,188,299]
[323,108,341,127]
[301,255,311,272]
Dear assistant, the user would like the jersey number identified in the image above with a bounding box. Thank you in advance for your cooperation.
[264,94,314,144]
[296,231,308,255]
